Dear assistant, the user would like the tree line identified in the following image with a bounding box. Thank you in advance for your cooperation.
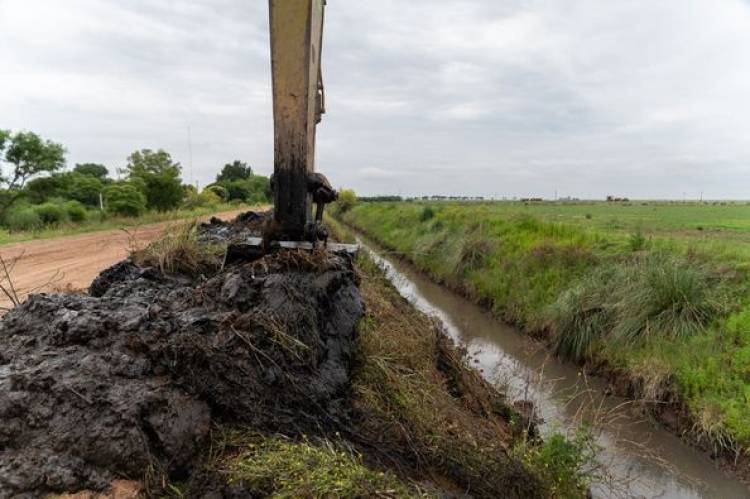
[0,129,270,232]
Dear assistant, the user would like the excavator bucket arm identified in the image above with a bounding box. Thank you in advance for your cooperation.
[269,0,331,242]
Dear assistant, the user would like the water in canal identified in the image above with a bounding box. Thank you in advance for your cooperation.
[361,239,749,498]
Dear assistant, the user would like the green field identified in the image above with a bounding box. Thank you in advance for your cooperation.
[340,201,750,459]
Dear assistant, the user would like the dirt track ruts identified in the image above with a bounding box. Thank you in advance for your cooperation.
[0,210,244,310]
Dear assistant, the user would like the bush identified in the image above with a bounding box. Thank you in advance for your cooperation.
[335,189,357,213]
[420,205,436,222]
[63,200,87,222]
[104,184,147,217]
[222,179,251,202]
[33,202,68,226]
[67,174,103,207]
[205,184,229,202]
[516,428,599,497]
[628,230,647,251]
[181,190,221,210]
[5,208,43,232]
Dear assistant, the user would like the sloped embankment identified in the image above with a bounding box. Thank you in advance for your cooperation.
[0,212,574,498]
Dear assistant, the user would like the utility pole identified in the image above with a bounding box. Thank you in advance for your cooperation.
[188,125,194,186]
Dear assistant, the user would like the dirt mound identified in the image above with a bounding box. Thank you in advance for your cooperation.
[0,212,364,497]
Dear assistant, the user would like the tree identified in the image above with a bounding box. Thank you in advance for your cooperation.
[222,179,251,202]
[216,160,253,183]
[74,163,109,181]
[67,174,104,207]
[124,149,184,211]
[25,174,72,204]
[104,183,147,217]
[0,131,66,216]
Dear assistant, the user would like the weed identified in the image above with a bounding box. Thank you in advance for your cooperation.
[132,221,226,276]
[628,230,647,251]
[457,232,494,275]
[419,206,435,222]
[613,256,722,342]
[514,428,599,498]
[547,269,616,363]
[226,434,422,498]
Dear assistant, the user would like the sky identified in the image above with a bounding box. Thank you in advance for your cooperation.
[1,0,749,199]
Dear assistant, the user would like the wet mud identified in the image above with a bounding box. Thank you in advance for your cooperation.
[0,212,364,497]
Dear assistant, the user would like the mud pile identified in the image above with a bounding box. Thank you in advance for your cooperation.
[0,212,364,497]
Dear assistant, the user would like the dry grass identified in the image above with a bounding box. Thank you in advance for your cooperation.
[131,221,226,276]
[351,254,559,498]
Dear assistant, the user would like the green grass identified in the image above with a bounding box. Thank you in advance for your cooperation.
[226,434,423,498]
[341,201,750,459]
[0,203,249,246]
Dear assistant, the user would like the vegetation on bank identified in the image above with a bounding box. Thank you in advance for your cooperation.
[340,201,750,460]
[0,129,270,238]
[160,218,595,498]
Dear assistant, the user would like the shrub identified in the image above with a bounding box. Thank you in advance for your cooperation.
[33,202,68,225]
[628,230,647,251]
[182,190,221,210]
[335,189,357,213]
[63,200,87,222]
[420,205,435,222]
[6,208,43,232]
[205,184,229,202]
[515,427,599,497]
[104,184,147,217]
[67,174,104,207]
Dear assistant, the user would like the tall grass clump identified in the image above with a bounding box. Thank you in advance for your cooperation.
[420,205,436,222]
[548,254,723,362]
[628,229,648,252]
[132,221,226,275]
[457,231,495,276]
[613,256,723,343]
[547,267,620,362]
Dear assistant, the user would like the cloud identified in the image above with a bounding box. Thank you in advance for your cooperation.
[0,0,749,198]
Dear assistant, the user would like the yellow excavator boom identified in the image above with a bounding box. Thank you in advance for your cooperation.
[268,0,332,242]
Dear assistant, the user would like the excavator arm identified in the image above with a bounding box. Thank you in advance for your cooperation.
[269,0,335,243]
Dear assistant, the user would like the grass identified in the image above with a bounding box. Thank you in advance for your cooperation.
[177,228,594,498]
[226,434,422,498]
[340,201,750,460]
[347,245,592,498]
[131,221,227,276]
[0,203,249,246]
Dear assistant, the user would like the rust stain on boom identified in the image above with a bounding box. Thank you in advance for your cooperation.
[269,0,327,241]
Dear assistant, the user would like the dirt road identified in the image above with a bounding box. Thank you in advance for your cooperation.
[0,210,244,311]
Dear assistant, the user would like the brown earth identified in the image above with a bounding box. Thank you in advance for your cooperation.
[0,210,244,310]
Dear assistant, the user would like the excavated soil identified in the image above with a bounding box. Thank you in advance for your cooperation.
[0,212,364,498]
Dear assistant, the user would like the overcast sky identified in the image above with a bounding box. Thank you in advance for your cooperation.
[1,0,749,199]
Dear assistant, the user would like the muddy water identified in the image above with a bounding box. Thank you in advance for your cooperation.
[360,239,749,499]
